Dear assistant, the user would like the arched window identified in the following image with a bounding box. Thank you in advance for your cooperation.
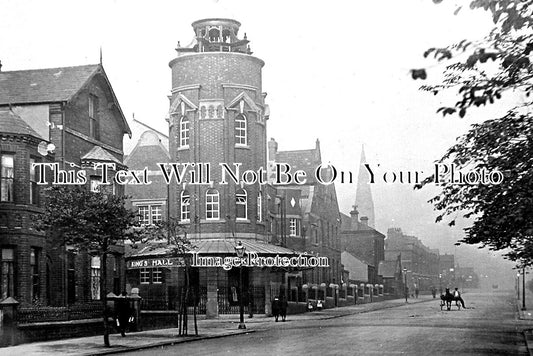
[208,28,220,42]
[206,189,220,220]
[181,190,190,222]
[257,192,262,222]
[179,116,189,148]
[222,29,231,43]
[236,189,247,220]
[235,114,247,146]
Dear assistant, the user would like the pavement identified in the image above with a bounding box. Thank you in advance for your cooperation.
[1,296,434,356]
[516,285,533,355]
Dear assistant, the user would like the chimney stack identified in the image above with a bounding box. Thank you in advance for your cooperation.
[349,206,359,231]
[268,138,278,162]
[360,216,369,229]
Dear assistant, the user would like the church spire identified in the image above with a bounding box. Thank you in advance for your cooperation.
[355,144,375,228]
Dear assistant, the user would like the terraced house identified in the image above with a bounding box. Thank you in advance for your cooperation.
[0,62,131,307]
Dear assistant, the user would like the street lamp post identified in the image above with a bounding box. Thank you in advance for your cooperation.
[234,241,246,329]
[522,266,527,311]
[403,267,408,302]
[517,272,521,300]
[439,273,442,295]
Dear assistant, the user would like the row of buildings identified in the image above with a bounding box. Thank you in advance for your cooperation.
[0,18,477,319]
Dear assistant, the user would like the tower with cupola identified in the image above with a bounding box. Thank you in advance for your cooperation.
[168,18,269,240]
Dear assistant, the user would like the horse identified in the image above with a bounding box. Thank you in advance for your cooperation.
[440,288,461,311]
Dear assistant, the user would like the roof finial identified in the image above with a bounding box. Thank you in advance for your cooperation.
[99,46,103,65]
[0,60,2,72]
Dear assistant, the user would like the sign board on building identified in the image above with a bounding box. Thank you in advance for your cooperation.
[127,257,186,269]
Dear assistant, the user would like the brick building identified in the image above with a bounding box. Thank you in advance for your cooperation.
[0,109,53,304]
[0,63,131,306]
[268,138,343,289]
[385,228,440,293]
[124,129,170,227]
[125,18,306,318]
[340,206,385,285]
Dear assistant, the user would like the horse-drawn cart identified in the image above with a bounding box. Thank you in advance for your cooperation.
[440,292,461,311]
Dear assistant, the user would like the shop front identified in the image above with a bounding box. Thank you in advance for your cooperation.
[125,239,309,318]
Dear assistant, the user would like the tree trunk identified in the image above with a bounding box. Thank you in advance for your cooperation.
[183,264,190,335]
[193,286,198,336]
[102,249,110,347]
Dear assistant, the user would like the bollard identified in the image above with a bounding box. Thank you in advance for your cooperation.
[130,288,142,331]
[0,297,20,346]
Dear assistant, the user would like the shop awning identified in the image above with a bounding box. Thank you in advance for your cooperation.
[125,239,316,270]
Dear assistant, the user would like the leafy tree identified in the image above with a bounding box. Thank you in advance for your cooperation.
[414,1,533,265]
[135,217,198,336]
[37,185,139,347]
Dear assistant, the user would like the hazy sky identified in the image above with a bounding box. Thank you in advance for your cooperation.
[0,0,518,279]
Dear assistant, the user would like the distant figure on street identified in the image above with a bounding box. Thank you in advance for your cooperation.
[248,287,254,318]
[317,299,323,310]
[431,286,437,299]
[271,297,281,322]
[307,300,313,312]
[415,284,419,299]
[454,288,466,308]
[280,295,288,322]
[115,291,131,337]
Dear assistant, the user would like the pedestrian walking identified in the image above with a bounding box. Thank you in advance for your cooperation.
[454,287,466,308]
[115,291,131,337]
[271,296,281,322]
[280,295,288,322]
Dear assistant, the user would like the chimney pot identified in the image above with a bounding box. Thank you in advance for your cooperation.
[360,216,369,228]
[268,138,278,162]
[349,207,359,230]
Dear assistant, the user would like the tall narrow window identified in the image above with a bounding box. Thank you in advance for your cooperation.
[1,154,14,202]
[89,95,99,140]
[151,205,162,224]
[152,267,163,284]
[30,158,39,205]
[179,116,189,148]
[289,218,301,237]
[113,256,120,295]
[236,189,247,220]
[90,176,101,193]
[90,256,101,300]
[1,248,14,299]
[206,189,220,220]
[30,247,40,301]
[181,190,191,222]
[138,205,150,226]
[140,268,150,284]
[235,114,247,146]
[257,192,262,222]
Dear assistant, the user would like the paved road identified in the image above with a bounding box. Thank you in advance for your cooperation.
[119,290,531,355]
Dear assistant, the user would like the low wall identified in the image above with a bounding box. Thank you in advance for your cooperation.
[287,302,308,315]
[2,318,110,346]
[141,311,180,330]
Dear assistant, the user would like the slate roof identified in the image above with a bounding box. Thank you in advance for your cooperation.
[127,239,304,258]
[276,149,320,183]
[81,146,123,165]
[0,109,43,139]
[0,64,100,105]
[0,64,131,136]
